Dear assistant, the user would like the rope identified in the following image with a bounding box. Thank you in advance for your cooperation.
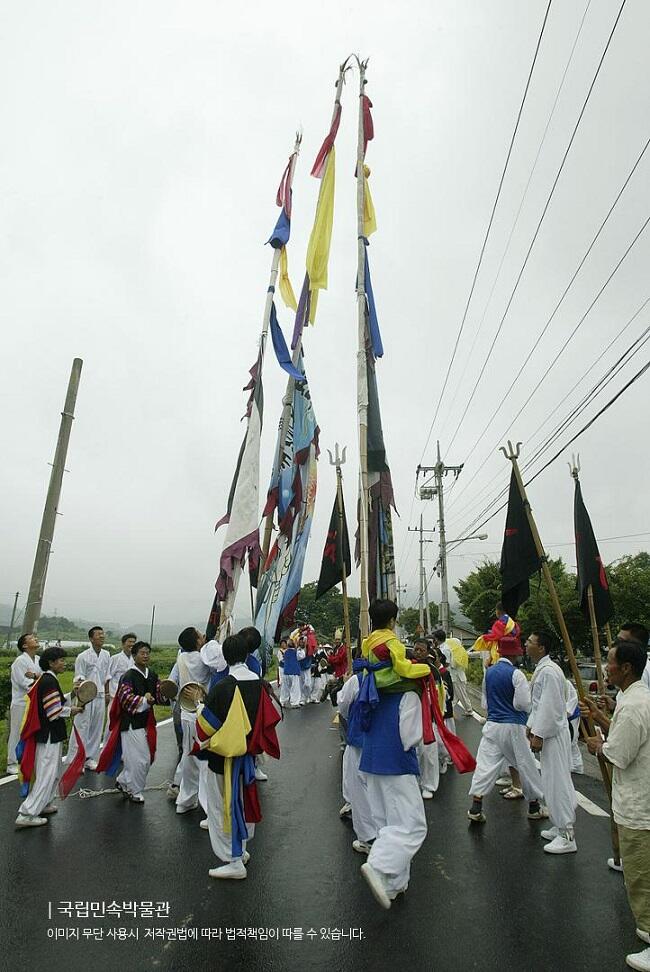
[75,779,176,800]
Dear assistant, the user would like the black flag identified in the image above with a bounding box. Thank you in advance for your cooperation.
[574,479,614,627]
[316,492,351,600]
[500,469,542,616]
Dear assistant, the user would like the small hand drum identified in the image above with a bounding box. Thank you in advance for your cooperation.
[159,678,178,702]
[179,682,206,713]
[76,680,98,706]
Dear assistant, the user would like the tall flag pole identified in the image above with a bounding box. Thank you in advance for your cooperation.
[318,443,352,668]
[500,439,619,862]
[354,57,396,641]
[569,454,614,695]
[207,133,302,641]
[260,58,352,570]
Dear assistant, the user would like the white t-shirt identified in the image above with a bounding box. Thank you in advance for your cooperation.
[11,652,41,704]
[108,650,133,697]
[74,646,111,691]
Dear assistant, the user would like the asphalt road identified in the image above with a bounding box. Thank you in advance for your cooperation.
[0,702,636,972]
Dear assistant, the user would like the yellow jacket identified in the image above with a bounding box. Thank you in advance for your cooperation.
[362,628,430,691]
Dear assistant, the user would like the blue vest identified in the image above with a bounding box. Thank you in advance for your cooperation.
[485,662,527,725]
[283,647,301,676]
[299,653,311,672]
[359,693,420,776]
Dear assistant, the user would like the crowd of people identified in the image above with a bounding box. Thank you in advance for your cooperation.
[7,602,650,969]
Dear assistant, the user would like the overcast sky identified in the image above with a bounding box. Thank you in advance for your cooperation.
[2,0,649,631]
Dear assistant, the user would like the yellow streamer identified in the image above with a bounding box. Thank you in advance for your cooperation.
[363,164,377,237]
[279,246,297,311]
[306,147,336,323]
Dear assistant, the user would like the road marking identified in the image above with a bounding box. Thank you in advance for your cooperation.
[0,718,174,786]
[576,791,609,817]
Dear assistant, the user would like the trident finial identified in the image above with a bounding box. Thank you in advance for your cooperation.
[568,453,581,480]
[499,440,522,460]
[327,443,347,467]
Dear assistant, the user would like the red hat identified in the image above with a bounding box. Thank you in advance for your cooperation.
[498,635,523,657]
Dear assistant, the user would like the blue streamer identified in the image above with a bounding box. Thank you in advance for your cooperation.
[270,303,303,380]
[267,208,291,249]
[364,240,384,358]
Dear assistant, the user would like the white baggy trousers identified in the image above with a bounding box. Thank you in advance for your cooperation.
[204,768,254,863]
[469,722,543,802]
[342,744,377,843]
[364,774,427,897]
[65,696,105,764]
[18,741,62,816]
[540,730,577,831]
[117,728,151,798]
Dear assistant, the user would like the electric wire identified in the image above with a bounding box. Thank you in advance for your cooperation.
[417,0,554,467]
[442,0,630,457]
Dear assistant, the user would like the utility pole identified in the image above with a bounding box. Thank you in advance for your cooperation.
[396,578,407,613]
[417,440,463,633]
[407,517,436,633]
[6,591,19,650]
[23,358,83,634]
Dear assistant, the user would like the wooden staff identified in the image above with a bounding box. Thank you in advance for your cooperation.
[354,55,371,641]
[501,440,620,862]
[328,443,352,672]
[586,585,606,694]
[604,622,614,650]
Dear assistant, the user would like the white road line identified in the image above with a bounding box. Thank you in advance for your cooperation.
[576,791,610,818]
[0,719,174,787]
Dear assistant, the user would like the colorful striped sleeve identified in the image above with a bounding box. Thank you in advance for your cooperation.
[42,689,64,721]
[117,680,144,714]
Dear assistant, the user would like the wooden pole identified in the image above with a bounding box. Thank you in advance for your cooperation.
[6,591,19,651]
[24,358,83,633]
[260,64,350,570]
[149,604,155,647]
[502,440,619,862]
[587,585,606,694]
[355,56,370,641]
[604,622,614,650]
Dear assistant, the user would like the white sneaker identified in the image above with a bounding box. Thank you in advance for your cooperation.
[129,793,145,804]
[638,930,650,945]
[166,784,180,800]
[42,804,58,815]
[199,818,209,830]
[6,764,19,775]
[608,857,624,873]
[243,851,251,865]
[540,827,559,841]
[254,767,268,781]
[496,776,512,787]
[626,946,650,971]
[15,814,47,828]
[176,801,199,814]
[208,861,247,880]
[421,789,434,800]
[352,839,373,855]
[439,763,448,774]
[361,862,391,910]
[543,832,577,855]
[339,802,352,817]
[84,759,98,771]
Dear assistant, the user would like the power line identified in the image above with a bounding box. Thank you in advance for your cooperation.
[448,137,650,469]
[447,321,650,536]
[437,0,593,445]
[445,292,650,528]
[443,0,630,457]
[451,352,650,545]
[417,0,554,466]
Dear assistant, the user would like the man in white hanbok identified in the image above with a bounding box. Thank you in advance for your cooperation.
[8,633,41,774]
[64,626,110,770]
[526,631,578,855]
[169,627,212,815]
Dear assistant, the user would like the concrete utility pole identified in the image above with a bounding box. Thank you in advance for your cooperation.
[417,440,463,634]
[23,358,83,634]
[407,517,436,633]
[5,591,19,650]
